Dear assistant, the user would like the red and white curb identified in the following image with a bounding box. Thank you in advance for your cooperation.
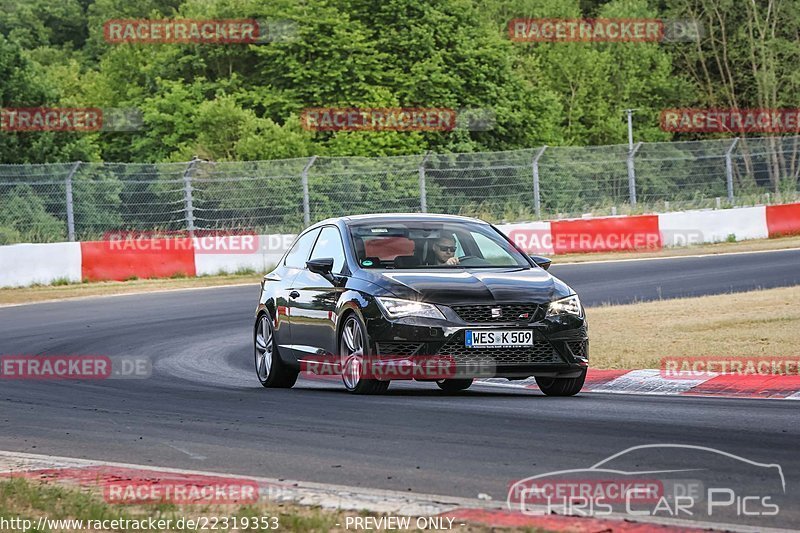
[478,369,800,400]
[0,450,788,532]
[0,450,458,516]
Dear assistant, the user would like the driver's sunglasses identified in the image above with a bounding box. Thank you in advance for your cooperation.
[436,245,457,252]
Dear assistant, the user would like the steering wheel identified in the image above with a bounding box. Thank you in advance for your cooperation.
[456,255,491,266]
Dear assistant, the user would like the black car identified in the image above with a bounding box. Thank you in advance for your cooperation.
[254,214,588,395]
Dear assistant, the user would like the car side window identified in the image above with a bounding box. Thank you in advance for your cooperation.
[284,229,320,268]
[453,235,465,257]
[310,226,346,274]
[471,232,517,265]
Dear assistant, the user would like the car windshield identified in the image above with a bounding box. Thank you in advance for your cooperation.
[349,220,530,269]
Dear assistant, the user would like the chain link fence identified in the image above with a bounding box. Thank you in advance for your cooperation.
[2,136,799,243]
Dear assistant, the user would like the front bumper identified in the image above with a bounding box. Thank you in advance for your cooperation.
[363,312,588,379]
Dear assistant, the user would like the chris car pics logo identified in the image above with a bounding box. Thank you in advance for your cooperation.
[507,444,784,520]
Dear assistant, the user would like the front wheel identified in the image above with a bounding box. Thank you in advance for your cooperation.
[254,313,298,388]
[436,378,473,392]
[340,314,389,395]
[535,370,586,396]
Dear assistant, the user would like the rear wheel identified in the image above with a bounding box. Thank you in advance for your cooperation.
[340,314,389,395]
[535,369,586,396]
[436,378,473,392]
[254,313,298,388]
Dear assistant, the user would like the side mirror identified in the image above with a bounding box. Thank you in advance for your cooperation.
[529,255,551,271]
[306,258,339,283]
[307,257,334,275]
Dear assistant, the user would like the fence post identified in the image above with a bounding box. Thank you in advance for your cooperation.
[419,152,432,213]
[182,157,199,234]
[532,146,547,218]
[627,142,642,207]
[65,161,81,242]
[301,155,317,226]
[725,137,740,204]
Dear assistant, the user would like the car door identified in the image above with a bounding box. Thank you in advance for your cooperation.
[287,226,347,360]
[278,228,320,359]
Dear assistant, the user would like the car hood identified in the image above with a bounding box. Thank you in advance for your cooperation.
[355,267,571,305]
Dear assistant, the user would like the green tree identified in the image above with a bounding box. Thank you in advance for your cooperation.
[0,0,86,49]
[0,35,99,163]
[667,0,800,191]
[0,184,67,242]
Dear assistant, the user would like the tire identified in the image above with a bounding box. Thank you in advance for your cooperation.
[436,378,473,392]
[254,313,298,388]
[339,313,389,395]
[535,369,586,396]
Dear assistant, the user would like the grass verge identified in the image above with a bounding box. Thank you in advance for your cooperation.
[0,476,532,532]
[588,285,800,369]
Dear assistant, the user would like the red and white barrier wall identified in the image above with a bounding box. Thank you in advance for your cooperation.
[0,234,294,288]
[498,203,798,254]
[1,204,798,288]
[659,206,768,246]
[0,242,83,287]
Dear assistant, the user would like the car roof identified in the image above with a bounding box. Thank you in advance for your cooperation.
[310,213,487,229]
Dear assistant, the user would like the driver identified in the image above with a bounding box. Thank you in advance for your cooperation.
[430,235,459,265]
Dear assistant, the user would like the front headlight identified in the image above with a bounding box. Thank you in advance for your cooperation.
[375,297,446,320]
[546,294,583,317]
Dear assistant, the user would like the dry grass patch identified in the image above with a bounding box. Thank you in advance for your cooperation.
[587,285,800,369]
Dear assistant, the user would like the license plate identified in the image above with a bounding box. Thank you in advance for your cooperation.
[465,330,534,348]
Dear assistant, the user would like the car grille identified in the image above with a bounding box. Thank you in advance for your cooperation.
[566,340,588,358]
[451,304,545,323]
[376,343,423,356]
[436,333,562,365]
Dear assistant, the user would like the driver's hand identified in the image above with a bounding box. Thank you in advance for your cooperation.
[446,256,460,265]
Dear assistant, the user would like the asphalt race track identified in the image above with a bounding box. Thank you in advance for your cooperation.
[2,249,799,529]
[554,247,800,305]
